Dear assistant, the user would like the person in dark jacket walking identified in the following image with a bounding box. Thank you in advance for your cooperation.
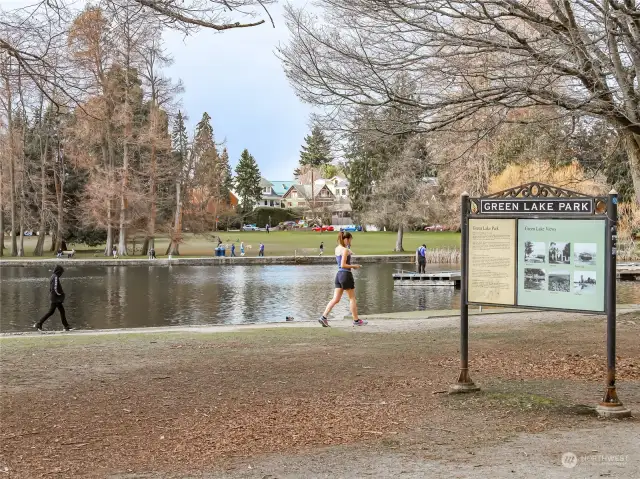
[34,265,72,331]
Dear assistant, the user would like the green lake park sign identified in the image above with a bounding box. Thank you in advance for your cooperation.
[450,182,631,419]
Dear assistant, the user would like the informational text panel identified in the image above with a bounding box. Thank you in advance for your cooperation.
[468,218,517,305]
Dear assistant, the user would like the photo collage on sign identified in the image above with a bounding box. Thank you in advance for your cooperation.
[523,240,597,294]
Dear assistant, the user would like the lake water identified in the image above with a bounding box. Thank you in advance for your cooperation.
[1,264,639,332]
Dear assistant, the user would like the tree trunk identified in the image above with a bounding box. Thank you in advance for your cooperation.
[18,189,24,257]
[169,179,182,255]
[34,138,49,256]
[55,172,64,252]
[147,141,157,253]
[18,201,24,257]
[105,203,113,256]
[394,224,405,252]
[9,155,17,256]
[118,136,129,256]
[101,138,114,256]
[623,132,640,204]
[50,231,57,252]
[0,162,4,256]
[6,84,18,257]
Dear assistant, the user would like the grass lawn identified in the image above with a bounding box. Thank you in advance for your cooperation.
[1,231,460,258]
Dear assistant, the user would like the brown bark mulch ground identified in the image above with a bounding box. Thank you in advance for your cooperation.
[1,313,638,478]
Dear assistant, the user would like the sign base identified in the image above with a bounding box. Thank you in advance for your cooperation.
[596,404,632,419]
[449,382,480,394]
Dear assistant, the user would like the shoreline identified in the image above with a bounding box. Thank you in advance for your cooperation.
[2,304,638,338]
[0,254,418,267]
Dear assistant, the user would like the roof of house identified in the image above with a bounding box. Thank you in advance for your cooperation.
[283,183,335,200]
[271,181,296,196]
[259,178,273,188]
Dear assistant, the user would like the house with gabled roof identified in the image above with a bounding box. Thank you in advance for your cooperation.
[282,183,336,209]
[257,178,296,208]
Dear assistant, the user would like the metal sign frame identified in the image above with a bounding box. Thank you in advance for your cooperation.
[450,182,630,417]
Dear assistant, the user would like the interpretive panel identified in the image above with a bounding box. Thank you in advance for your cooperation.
[517,219,606,312]
[468,218,517,305]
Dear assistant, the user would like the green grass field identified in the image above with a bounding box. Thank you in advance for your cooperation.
[1,231,460,258]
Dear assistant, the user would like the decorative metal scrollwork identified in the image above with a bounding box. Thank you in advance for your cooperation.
[484,182,587,199]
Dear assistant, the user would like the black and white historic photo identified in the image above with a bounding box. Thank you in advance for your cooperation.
[524,241,546,264]
[548,242,571,265]
[574,271,596,294]
[548,271,571,292]
[524,268,546,291]
[574,243,597,266]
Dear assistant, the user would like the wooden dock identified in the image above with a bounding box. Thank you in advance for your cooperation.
[394,264,640,287]
[393,271,462,288]
[618,263,640,281]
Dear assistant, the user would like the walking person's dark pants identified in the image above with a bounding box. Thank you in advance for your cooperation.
[36,303,70,329]
[418,259,426,274]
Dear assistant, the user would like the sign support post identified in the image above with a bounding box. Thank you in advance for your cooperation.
[597,190,631,418]
[450,192,479,393]
[450,182,632,417]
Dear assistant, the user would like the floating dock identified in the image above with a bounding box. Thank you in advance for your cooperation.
[394,264,640,287]
[393,271,462,288]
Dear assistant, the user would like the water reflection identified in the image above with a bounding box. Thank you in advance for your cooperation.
[1,264,638,332]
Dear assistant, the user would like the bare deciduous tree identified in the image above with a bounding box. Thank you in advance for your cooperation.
[1,1,274,103]
[280,0,640,202]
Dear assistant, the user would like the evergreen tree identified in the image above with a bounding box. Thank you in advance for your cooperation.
[168,110,189,255]
[192,111,215,160]
[235,149,262,212]
[295,125,332,177]
[192,111,220,197]
[217,147,234,203]
[172,110,189,165]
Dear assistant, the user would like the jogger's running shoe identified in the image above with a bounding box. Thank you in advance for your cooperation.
[33,323,43,332]
[318,316,329,327]
[353,319,368,326]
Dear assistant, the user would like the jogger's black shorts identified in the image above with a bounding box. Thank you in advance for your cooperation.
[334,271,355,290]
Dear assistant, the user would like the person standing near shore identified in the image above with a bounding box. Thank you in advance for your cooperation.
[416,243,427,274]
[319,241,324,256]
[319,231,367,327]
[34,265,72,331]
[240,242,245,257]
[231,243,236,257]
[259,243,265,257]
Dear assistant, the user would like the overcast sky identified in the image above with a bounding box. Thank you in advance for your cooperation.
[5,0,312,180]
[163,2,312,180]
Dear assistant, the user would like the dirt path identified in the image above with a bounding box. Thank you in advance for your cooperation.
[1,312,639,478]
[196,423,640,479]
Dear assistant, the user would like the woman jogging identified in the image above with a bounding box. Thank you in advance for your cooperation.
[319,231,367,327]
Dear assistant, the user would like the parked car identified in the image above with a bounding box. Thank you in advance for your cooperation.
[312,225,334,232]
[242,224,259,231]
[424,224,444,232]
[340,225,358,232]
[24,231,33,236]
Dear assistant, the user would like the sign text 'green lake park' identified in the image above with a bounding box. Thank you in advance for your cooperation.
[479,198,593,214]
